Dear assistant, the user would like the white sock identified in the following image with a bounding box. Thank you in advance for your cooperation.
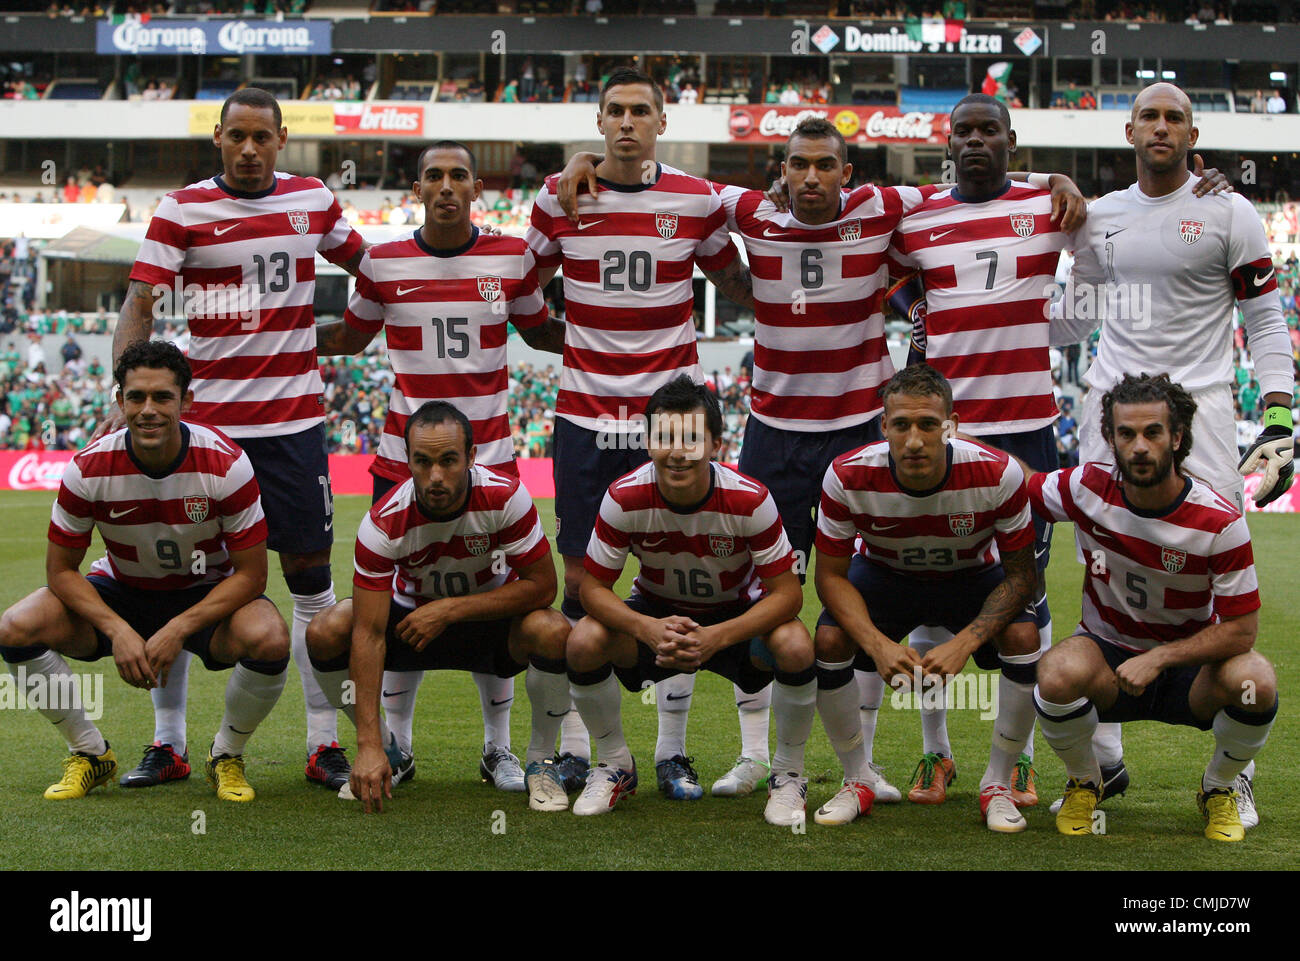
[313,663,390,746]
[856,669,883,765]
[1093,721,1124,768]
[381,670,423,756]
[558,707,590,760]
[212,662,287,757]
[654,673,694,763]
[151,648,190,753]
[1204,704,1276,790]
[474,672,514,752]
[292,586,338,754]
[8,650,105,755]
[910,628,952,757]
[735,682,771,764]
[770,677,815,777]
[570,673,632,770]
[1034,689,1101,784]
[525,664,570,764]
[817,658,869,782]
[980,651,1040,790]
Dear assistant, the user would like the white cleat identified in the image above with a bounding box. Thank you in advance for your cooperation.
[480,743,526,792]
[763,772,808,826]
[865,762,902,803]
[814,779,875,825]
[981,785,1028,833]
[1234,772,1259,830]
[526,759,570,812]
[711,756,771,797]
[572,761,637,816]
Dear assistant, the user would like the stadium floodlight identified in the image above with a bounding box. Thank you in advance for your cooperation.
[1269,71,1287,83]
[1161,70,1177,79]
[1135,69,1156,79]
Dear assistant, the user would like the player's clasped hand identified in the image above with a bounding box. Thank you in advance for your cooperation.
[644,615,698,670]
[1115,650,1163,696]
[351,744,392,814]
[143,621,187,689]
[395,601,452,652]
[110,627,158,690]
[874,640,923,688]
[920,636,974,680]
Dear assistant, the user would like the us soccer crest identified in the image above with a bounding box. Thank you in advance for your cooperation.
[838,220,862,242]
[1161,547,1187,573]
[477,276,503,302]
[465,533,491,556]
[1179,220,1204,245]
[656,212,679,239]
[287,209,310,235]
[709,534,734,557]
[1010,213,1035,238]
[948,512,975,536]
[184,496,210,524]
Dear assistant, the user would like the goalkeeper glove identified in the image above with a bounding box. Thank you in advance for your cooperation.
[1238,403,1294,507]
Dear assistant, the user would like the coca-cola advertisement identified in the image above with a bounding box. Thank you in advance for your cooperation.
[333,103,425,138]
[728,106,947,145]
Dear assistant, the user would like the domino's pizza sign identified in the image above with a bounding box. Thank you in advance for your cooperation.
[98,19,331,55]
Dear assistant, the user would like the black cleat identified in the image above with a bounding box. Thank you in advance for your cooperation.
[120,742,190,788]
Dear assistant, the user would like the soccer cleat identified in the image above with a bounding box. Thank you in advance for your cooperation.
[865,761,902,804]
[479,743,525,792]
[1234,772,1259,830]
[711,755,770,797]
[120,742,190,788]
[206,747,255,802]
[764,772,808,826]
[981,784,1028,833]
[1050,759,1129,814]
[44,743,116,800]
[814,778,875,825]
[552,752,590,794]
[656,754,704,800]
[572,760,637,816]
[907,752,956,804]
[1198,785,1245,842]
[305,742,351,790]
[1056,778,1100,836]
[1010,753,1038,808]
[525,759,569,812]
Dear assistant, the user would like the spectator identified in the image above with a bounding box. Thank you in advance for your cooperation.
[678,83,698,105]
[1250,89,1267,113]
[59,333,81,367]
[1079,89,1097,110]
[1267,90,1287,113]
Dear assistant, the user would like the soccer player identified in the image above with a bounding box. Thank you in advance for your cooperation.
[813,365,1040,832]
[1021,373,1277,841]
[566,376,817,824]
[318,140,565,794]
[1050,82,1292,820]
[0,341,289,802]
[526,67,754,801]
[114,88,366,793]
[305,401,574,814]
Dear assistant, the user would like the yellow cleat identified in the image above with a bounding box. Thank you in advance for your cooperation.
[1198,787,1245,842]
[1056,778,1100,836]
[44,743,117,800]
[206,749,255,802]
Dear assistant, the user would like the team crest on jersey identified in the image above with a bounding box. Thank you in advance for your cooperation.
[477,276,503,302]
[464,533,491,556]
[184,496,210,524]
[838,220,862,242]
[287,210,310,235]
[948,512,975,536]
[1161,547,1187,573]
[709,534,735,557]
[656,213,679,239]
[1179,220,1204,245]
[1010,213,1035,238]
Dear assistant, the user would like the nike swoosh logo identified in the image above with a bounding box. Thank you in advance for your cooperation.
[736,698,758,707]
[109,507,137,519]
[1223,751,1251,762]
[929,229,956,241]
[1254,269,1274,287]
[382,690,407,697]
[227,725,253,735]
[546,709,570,717]
[1090,526,1114,540]
[760,224,786,238]
[665,693,691,701]
[324,521,333,532]
[213,224,237,236]
[869,522,897,531]
[490,698,513,706]
[395,285,422,296]
[1104,228,1126,238]
[577,220,604,230]
[642,538,668,549]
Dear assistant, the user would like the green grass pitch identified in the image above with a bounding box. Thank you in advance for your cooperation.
[0,490,1294,871]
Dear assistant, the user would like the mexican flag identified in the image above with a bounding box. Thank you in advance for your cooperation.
[906,16,965,44]
[982,62,1013,101]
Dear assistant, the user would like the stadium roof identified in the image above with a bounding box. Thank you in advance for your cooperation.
[40,226,142,266]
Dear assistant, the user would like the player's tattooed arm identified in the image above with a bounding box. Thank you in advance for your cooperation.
[112,279,160,367]
[351,586,394,813]
[701,256,756,311]
[517,316,566,355]
[1116,611,1258,696]
[925,543,1037,678]
[315,320,375,356]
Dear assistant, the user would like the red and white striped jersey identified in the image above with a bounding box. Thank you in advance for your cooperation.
[48,422,267,591]
[816,438,1033,576]
[353,463,551,610]
[584,461,795,614]
[888,182,1066,434]
[1027,462,1260,652]
[129,172,365,438]
[343,228,547,481]
[715,182,935,431]
[525,163,739,430]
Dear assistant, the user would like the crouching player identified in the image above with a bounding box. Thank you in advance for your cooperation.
[1021,374,1277,841]
[0,341,289,801]
[306,400,573,813]
[565,376,817,824]
[813,364,1040,831]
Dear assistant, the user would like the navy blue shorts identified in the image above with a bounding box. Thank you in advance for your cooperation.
[613,593,777,695]
[1080,633,1212,731]
[816,555,1034,673]
[238,424,333,556]
[77,576,236,671]
[976,424,1057,578]
[382,601,525,677]
[553,417,650,557]
[737,415,881,569]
